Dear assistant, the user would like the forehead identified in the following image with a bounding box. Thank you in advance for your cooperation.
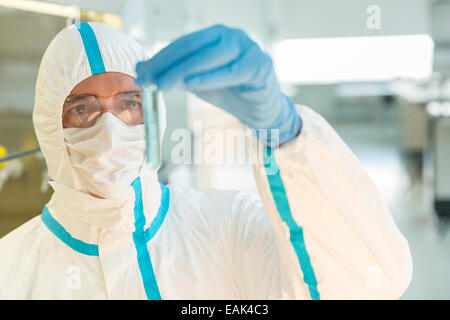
[69,72,141,96]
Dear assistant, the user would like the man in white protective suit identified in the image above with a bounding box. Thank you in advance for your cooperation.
[0,22,412,300]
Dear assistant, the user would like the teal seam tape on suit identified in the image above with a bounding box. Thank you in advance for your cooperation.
[263,146,320,300]
[75,22,106,75]
[41,207,99,256]
[131,177,170,300]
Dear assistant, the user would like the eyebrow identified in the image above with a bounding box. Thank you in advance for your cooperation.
[118,91,142,98]
[63,95,92,105]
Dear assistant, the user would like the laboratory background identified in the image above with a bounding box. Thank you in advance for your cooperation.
[0,0,449,299]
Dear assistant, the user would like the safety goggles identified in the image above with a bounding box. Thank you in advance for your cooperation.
[62,91,143,128]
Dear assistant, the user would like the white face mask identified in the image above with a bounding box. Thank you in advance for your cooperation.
[63,112,146,199]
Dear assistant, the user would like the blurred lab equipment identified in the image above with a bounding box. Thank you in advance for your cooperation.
[427,102,450,220]
[391,75,450,220]
[0,145,39,191]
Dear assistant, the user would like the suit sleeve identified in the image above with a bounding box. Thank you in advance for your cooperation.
[246,104,412,299]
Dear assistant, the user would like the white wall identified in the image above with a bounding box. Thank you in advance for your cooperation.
[277,0,429,39]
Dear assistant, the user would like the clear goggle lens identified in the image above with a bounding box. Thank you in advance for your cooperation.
[62,91,143,128]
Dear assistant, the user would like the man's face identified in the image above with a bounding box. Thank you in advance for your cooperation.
[62,72,144,128]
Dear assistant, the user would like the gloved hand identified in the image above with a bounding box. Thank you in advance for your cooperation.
[135,24,301,146]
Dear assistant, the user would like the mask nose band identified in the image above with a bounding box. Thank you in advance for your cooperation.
[75,22,106,75]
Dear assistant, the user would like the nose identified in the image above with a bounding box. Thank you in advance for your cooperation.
[97,96,116,113]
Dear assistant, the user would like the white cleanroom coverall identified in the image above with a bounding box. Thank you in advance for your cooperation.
[0,22,412,299]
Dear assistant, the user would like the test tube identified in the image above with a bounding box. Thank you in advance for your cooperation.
[142,85,160,168]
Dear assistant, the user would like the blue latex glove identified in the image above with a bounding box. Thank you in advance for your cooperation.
[135,24,301,146]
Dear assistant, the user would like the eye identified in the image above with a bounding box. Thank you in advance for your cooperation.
[124,100,140,110]
[71,105,87,115]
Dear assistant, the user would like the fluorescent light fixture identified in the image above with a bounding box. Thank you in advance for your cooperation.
[273,34,434,84]
[0,0,121,29]
[0,0,77,17]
